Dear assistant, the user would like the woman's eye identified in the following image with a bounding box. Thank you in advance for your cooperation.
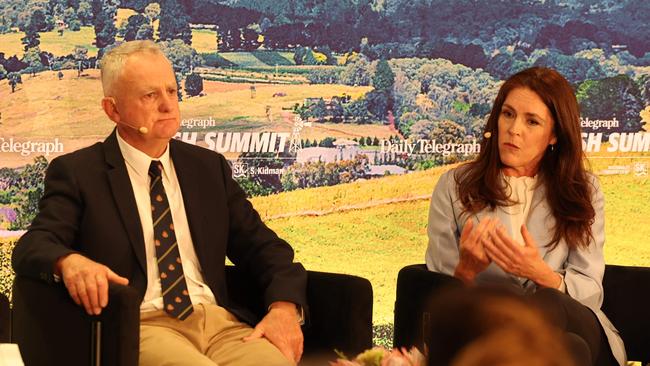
[528,119,540,125]
[502,110,513,117]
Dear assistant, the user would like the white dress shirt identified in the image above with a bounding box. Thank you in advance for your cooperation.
[503,175,566,292]
[116,131,217,312]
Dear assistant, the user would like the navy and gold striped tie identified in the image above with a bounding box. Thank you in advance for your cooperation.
[149,161,193,320]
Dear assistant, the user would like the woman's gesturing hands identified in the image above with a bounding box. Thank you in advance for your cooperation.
[455,219,560,288]
[483,224,561,288]
[454,218,498,284]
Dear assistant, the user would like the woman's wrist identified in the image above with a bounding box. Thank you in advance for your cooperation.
[454,264,476,285]
[532,265,562,289]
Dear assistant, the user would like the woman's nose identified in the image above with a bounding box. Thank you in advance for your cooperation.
[508,118,523,135]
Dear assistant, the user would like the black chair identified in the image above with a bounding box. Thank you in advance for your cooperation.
[600,264,650,363]
[394,264,650,364]
[0,292,10,343]
[12,267,373,366]
[12,276,140,366]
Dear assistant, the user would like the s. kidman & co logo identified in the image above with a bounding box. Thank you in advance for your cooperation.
[230,162,285,178]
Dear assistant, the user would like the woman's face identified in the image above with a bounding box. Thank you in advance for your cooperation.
[497,87,557,177]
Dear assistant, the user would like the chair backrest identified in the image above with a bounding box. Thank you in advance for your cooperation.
[0,292,9,343]
[601,264,650,363]
[393,264,461,349]
[394,264,650,363]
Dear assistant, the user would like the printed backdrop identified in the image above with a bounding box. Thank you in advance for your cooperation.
[1,0,649,344]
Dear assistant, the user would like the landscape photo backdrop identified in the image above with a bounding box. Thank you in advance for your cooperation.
[1,0,649,345]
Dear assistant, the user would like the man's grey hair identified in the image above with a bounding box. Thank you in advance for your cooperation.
[100,40,167,96]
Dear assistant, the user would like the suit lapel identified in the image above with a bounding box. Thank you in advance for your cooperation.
[170,141,208,262]
[103,130,147,274]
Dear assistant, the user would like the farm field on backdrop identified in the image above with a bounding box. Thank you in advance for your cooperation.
[1,0,648,345]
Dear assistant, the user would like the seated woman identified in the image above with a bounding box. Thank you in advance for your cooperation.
[425,67,624,365]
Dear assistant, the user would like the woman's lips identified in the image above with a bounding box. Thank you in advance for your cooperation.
[503,142,519,149]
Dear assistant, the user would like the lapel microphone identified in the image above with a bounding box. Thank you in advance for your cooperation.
[122,123,149,134]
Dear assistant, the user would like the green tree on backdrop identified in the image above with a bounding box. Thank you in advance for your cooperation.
[22,47,43,76]
[158,0,191,44]
[0,156,48,230]
[92,0,118,57]
[119,14,148,41]
[184,73,203,97]
[20,9,45,51]
[577,75,646,133]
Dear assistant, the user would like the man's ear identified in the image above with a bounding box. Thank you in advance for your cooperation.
[101,97,120,123]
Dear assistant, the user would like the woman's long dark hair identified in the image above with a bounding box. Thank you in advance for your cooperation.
[456,67,594,250]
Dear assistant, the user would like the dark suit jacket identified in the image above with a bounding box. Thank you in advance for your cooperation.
[12,130,308,325]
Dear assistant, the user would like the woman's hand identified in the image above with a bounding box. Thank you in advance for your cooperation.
[454,217,498,284]
[484,224,561,288]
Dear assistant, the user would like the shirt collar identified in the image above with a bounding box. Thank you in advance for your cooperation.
[116,130,172,180]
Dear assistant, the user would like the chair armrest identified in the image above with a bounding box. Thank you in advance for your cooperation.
[602,264,650,363]
[393,264,461,349]
[0,292,9,343]
[303,271,373,355]
[12,275,140,366]
[224,266,373,357]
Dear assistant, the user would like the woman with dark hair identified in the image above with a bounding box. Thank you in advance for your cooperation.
[425,67,624,365]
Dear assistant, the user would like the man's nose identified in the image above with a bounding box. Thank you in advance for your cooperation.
[158,92,175,112]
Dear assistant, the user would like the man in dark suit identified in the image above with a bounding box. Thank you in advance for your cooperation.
[12,40,307,366]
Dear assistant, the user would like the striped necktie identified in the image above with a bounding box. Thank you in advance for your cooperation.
[149,160,193,320]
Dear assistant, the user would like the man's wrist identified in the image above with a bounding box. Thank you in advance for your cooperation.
[54,253,75,277]
[269,301,304,325]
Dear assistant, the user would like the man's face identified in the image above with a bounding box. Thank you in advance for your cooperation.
[112,52,180,143]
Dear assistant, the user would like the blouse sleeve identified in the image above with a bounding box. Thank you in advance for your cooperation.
[425,170,463,275]
[563,175,606,311]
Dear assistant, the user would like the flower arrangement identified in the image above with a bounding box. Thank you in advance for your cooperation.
[330,347,425,366]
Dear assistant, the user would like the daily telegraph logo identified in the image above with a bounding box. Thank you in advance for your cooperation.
[580,117,619,130]
[180,117,217,129]
[0,137,64,156]
[380,139,481,156]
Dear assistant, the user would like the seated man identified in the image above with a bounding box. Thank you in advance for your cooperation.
[12,40,306,366]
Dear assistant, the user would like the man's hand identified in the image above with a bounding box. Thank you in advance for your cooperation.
[454,217,498,284]
[243,301,303,364]
[55,253,129,315]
